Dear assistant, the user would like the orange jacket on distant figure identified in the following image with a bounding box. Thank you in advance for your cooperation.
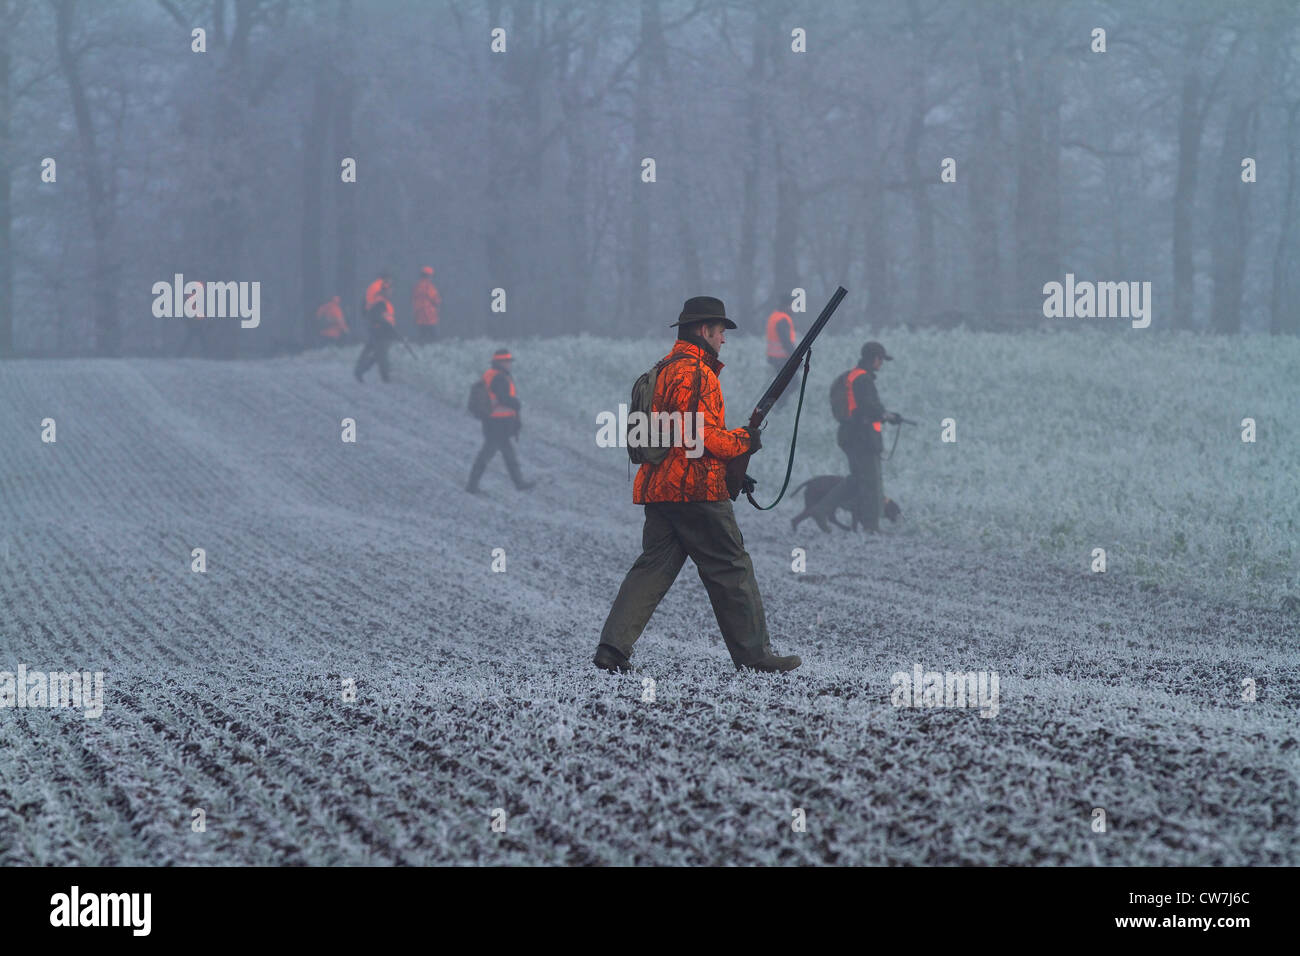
[483,367,518,418]
[412,277,441,327]
[844,367,883,432]
[317,297,348,338]
[365,278,395,326]
[765,310,795,359]
[633,339,754,504]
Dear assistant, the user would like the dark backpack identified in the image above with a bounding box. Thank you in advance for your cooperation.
[628,353,694,465]
[830,370,853,422]
[467,378,492,420]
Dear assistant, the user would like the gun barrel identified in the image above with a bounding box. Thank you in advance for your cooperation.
[749,286,847,426]
[726,286,847,502]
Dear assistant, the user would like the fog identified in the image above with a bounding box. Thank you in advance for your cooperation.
[0,0,1296,357]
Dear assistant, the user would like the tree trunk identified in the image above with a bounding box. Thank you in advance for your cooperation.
[1172,33,1207,331]
[969,60,1002,320]
[905,0,935,320]
[1269,103,1299,335]
[621,0,663,328]
[559,34,592,332]
[300,71,330,346]
[333,0,357,329]
[55,0,119,355]
[514,0,543,331]
[735,6,766,329]
[770,137,799,308]
[1012,38,1062,319]
[483,1,542,336]
[670,98,703,297]
[0,0,12,357]
[862,157,890,328]
[213,0,225,49]
[1210,103,1253,334]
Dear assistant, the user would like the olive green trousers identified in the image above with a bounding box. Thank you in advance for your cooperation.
[598,500,771,666]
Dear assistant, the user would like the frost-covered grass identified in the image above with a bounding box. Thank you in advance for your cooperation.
[376,327,1300,610]
[2,346,1296,866]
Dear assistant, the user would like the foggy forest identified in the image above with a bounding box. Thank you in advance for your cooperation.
[1,0,1297,358]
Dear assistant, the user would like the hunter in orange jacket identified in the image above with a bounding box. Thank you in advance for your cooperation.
[595,295,801,676]
[633,338,754,504]
[412,266,441,342]
[317,295,348,341]
[365,276,395,326]
[765,309,795,363]
[354,270,396,383]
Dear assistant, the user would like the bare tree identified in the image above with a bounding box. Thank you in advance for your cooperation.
[1008,7,1063,318]
[300,19,331,344]
[1269,98,1299,334]
[54,0,121,355]
[332,0,356,331]
[0,0,14,357]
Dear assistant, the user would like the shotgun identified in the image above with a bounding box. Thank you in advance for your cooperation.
[725,286,848,501]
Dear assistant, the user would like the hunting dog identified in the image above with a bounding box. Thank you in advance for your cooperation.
[789,475,902,532]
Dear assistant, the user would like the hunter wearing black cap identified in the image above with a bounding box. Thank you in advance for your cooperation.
[803,341,900,533]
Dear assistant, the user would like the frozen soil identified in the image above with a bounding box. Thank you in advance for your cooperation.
[1,356,1295,864]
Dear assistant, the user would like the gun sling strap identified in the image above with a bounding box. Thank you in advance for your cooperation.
[746,349,813,511]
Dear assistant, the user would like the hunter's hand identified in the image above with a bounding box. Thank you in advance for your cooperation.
[743,425,762,454]
[741,474,758,495]
[885,412,902,425]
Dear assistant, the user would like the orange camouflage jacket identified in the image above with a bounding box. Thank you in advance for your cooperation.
[633,339,754,504]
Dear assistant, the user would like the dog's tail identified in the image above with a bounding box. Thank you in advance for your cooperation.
[791,478,814,496]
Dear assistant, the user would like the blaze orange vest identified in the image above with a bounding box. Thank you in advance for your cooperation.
[844,367,881,430]
[766,311,795,358]
[483,368,517,418]
[365,278,395,326]
[412,278,440,326]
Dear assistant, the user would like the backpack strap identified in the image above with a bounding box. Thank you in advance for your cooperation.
[642,353,695,478]
[677,356,704,499]
[654,353,692,374]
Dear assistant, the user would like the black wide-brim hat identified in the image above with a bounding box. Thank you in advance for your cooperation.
[669,295,738,330]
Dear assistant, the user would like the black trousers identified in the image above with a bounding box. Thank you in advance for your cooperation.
[468,417,525,488]
[809,423,882,530]
[354,320,394,381]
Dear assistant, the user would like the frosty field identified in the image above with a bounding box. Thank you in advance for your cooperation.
[1,330,1297,865]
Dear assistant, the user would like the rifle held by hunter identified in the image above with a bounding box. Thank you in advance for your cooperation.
[725,286,848,501]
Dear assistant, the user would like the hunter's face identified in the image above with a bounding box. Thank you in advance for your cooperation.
[872,355,884,371]
[700,321,726,352]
